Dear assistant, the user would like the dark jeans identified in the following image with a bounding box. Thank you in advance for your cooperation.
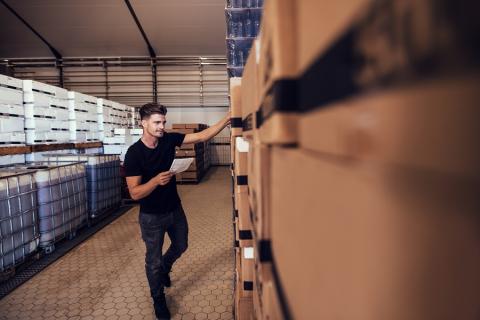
[139,205,189,299]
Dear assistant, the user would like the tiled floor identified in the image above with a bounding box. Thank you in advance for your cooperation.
[0,167,234,320]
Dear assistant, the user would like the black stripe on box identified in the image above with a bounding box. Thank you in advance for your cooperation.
[257,30,357,126]
[231,117,243,128]
[271,259,293,320]
[259,239,272,262]
[255,109,263,129]
[242,114,254,132]
[260,79,299,124]
[239,229,253,240]
[236,175,248,186]
[243,281,254,291]
[299,29,358,112]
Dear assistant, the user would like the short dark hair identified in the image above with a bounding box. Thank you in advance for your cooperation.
[139,103,167,120]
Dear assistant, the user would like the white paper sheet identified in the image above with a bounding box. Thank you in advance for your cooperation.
[169,158,194,174]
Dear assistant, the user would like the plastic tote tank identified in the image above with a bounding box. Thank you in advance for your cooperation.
[0,171,40,272]
[5,163,88,253]
[43,154,121,220]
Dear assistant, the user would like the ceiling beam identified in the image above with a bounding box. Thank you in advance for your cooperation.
[123,0,156,58]
[123,0,158,102]
[0,0,62,60]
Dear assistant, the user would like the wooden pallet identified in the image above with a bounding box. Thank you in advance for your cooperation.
[74,141,102,149]
[31,143,75,152]
[0,145,32,156]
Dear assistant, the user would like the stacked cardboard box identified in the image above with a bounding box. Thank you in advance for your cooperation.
[171,123,210,183]
[235,35,283,320]
[233,0,480,319]
[232,141,255,319]
[230,74,256,319]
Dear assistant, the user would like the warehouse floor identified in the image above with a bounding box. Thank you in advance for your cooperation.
[0,167,234,320]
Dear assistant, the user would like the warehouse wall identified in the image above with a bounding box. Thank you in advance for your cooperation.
[5,57,229,134]
[167,107,230,136]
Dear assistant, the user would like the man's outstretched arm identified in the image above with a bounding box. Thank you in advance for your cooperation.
[182,112,230,145]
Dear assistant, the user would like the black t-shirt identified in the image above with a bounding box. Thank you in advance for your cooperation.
[124,132,185,214]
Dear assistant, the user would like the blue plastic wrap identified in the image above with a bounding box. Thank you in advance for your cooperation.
[227,0,263,8]
[227,67,244,77]
[227,38,254,67]
[225,8,263,38]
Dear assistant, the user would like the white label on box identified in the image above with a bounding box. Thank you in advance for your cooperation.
[236,137,249,153]
[244,247,254,259]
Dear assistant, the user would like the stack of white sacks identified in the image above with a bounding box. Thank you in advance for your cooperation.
[0,75,26,165]
[98,98,130,140]
[0,75,138,164]
[103,128,143,161]
[68,91,101,142]
[129,106,139,128]
[23,80,70,145]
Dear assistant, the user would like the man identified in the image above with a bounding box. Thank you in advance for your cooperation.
[124,103,230,319]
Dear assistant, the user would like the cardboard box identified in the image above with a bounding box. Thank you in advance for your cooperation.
[180,143,195,150]
[241,247,254,285]
[241,40,260,139]
[248,142,272,242]
[181,171,198,180]
[175,149,197,158]
[252,277,262,320]
[255,0,300,145]
[295,0,369,76]
[235,293,253,320]
[234,137,249,176]
[262,274,284,320]
[235,189,252,234]
[230,135,236,166]
[172,124,186,129]
[258,0,299,101]
[185,123,205,129]
[230,77,243,137]
[234,136,249,194]
[299,75,480,178]
[235,247,254,299]
[294,1,478,113]
[175,128,197,135]
[253,261,283,320]
[258,110,299,145]
[270,147,480,320]
[235,217,253,248]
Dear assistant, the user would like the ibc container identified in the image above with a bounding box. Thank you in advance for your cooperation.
[43,154,121,220]
[5,162,88,253]
[0,171,39,272]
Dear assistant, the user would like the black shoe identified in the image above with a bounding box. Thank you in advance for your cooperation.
[160,272,171,288]
[153,293,171,319]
